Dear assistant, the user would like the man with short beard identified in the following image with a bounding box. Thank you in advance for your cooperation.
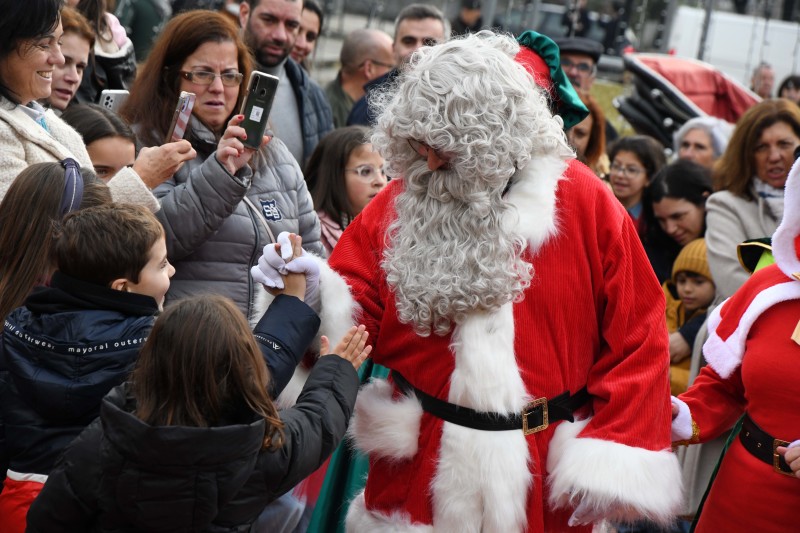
[322,32,682,531]
[239,0,332,165]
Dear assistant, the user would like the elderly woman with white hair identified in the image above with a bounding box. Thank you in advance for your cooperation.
[272,30,684,532]
[673,116,734,169]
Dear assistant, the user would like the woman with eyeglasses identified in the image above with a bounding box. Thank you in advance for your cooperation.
[306,126,387,253]
[291,0,323,71]
[121,10,323,321]
[607,135,671,284]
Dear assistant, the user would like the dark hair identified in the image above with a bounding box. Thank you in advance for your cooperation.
[61,103,137,148]
[608,135,667,181]
[303,0,323,33]
[649,160,713,206]
[305,126,370,224]
[713,99,800,199]
[55,203,163,287]
[61,5,95,48]
[778,74,800,100]
[133,295,285,450]
[394,4,447,38]
[0,162,110,320]
[76,0,109,41]
[0,0,64,103]
[121,11,252,147]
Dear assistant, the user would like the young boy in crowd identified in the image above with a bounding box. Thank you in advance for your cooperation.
[665,238,716,395]
[0,206,319,532]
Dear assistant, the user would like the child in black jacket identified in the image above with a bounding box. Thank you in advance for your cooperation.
[26,294,369,532]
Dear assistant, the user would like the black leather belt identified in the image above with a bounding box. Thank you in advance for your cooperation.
[739,413,794,476]
[392,371,590,435]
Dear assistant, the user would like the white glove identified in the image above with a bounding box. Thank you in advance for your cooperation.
[250,232,294,289]
[284,253,320,310]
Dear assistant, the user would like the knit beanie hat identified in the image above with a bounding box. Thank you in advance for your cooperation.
[672,238,711,282]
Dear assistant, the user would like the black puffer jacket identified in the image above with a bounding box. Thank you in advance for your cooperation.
[0,272,157,480]
[27,355,359,532]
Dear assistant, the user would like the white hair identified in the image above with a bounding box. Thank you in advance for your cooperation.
[673,116,735,158]
[372,31,572,337]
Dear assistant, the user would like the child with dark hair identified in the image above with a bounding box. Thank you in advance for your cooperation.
[27,294,369,532]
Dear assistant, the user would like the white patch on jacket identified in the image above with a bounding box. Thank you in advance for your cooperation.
[505,155,565,251]
[547,419,683,526]
[772,157,800,279]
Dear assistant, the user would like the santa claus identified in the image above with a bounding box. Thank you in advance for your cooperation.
[257,31,683,532]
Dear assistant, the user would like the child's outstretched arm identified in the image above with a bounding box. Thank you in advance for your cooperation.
[319,325,372,370]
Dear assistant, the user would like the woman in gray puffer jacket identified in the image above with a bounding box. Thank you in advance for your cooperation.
[121,11,323,321]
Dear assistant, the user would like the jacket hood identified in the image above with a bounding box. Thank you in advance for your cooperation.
[3,273,156,422]
[99,384,267,531]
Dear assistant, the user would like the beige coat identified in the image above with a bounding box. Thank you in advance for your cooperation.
[0,100,157,211]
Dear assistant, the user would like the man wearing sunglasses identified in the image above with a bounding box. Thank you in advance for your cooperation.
[556,36,619,141]
[346,3,447,127]
[324,28,394,128]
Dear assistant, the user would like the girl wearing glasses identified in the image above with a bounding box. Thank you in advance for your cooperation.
[121,10,323,322]
[306,126,388,254]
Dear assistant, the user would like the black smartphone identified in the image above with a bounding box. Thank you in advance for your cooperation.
[165,91,196,143]
[239,71,279,150]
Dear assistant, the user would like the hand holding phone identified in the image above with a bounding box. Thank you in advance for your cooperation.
[240,71,279,150]
[165,91,196,143]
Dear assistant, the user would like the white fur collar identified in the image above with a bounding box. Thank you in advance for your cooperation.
[504,155,565,252]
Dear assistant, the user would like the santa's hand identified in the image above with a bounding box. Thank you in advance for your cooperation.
[250,232,294,289]
[568,498,602,527]
[568,498,632,527]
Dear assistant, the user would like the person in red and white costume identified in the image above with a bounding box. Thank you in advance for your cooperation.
[671,155,800,532]
[255,31,683,531]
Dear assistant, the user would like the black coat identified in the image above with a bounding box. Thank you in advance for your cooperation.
[26,355,359,532]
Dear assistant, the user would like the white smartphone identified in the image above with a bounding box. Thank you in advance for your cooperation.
[99,89,129,113]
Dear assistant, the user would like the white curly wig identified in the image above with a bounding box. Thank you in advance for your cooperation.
[373,31,572,337]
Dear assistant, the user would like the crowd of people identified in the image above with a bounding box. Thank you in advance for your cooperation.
[0,0,799,532]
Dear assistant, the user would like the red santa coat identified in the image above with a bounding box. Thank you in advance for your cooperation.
[324,156,682,532]
[671,158,800,532]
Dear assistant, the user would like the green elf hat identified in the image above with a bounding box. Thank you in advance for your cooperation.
[516,30,589,130]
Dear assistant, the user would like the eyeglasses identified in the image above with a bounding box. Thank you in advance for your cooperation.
[408,138,452,170]
[560,58,596,75]
[346,164,386,181]
[180,70,244,87]
[609,163,645,178]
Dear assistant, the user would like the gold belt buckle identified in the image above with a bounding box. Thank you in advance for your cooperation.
[772,439,793,476]
[522,397,548,435]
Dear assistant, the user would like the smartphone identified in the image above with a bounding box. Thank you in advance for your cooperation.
[99,89,129,113]
[239,71,279,150]
[165,91,196,143]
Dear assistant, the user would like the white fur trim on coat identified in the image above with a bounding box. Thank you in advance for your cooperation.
[346,491,433,532]
[772,158,800,279]
[505,154,564,250]
[349,378,423,460]
[703,281,800,378]
[547,419,683,526]
[670,396,693,442]
[431,303,531,533]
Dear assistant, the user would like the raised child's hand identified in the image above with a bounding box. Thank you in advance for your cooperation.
[320,325,372,370]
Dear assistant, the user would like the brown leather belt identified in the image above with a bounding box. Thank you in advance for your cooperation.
[739,413,794,476]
